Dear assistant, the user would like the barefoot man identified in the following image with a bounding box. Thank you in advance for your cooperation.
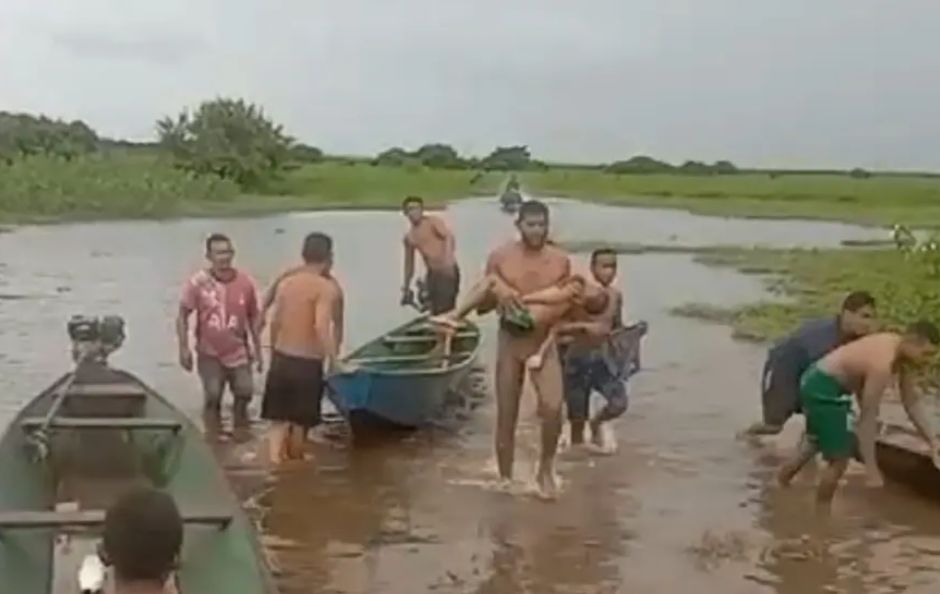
[260,232,340,464]
[434,200,581,499]
[401,195,460,314]
[778,321,940,512]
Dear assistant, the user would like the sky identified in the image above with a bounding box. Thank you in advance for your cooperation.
[0,0,938,170]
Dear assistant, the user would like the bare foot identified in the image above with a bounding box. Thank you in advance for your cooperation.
[534,466,559,501]
[587,421,616,456]
[777,465,795,487]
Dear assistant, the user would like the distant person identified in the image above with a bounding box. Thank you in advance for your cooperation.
[506,174,520,192]
[557,248,628,452]
[432,200,578,500]
[744,291,877,437]
[100,487,183,594]
[177,233,262,430]
[261,232,340,464]
[400,196,460,314]
[777,322,940,512]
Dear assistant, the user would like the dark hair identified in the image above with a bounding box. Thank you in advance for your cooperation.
[302,232,333,264]
[205,233,231,254]
[591,248,617,265]
[841,290,876,312]
[906,320,940,345]
[103,488,182,582]
[516,200,549,222]
[402,195,424,210]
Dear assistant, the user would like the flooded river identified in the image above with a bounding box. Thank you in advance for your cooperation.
[2,198,940,593]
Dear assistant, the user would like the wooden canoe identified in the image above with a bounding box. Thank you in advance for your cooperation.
[873,403,940,499]
[326,316,482,431]
[0,362,277,594]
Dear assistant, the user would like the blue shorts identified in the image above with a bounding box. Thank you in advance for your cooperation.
[562,349,628,422]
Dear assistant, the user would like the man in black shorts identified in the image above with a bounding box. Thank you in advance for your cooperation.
[400,196,461,314]
[261,232,340,463]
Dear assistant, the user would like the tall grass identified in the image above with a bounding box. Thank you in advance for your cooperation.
[0,154,237,220]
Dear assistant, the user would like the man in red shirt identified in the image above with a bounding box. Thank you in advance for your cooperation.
[177,233,262,431]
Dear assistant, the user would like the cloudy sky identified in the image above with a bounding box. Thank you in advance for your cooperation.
[0,0,937,169]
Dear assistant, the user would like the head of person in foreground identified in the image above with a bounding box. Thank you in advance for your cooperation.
[898,320,940,366]
[515,200,551,249]
[838,290,878,338]
[100,487,183,588]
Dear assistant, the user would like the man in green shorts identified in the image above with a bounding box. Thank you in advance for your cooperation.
[778,321,940,512]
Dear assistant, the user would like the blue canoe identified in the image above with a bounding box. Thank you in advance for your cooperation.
[326,317,482,431]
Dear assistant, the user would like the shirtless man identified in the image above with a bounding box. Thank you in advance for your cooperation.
[777,321,940,512]
[557,248,627,451]
[433,200,578,499]
[260,232,341,463]
[401,195,460,314]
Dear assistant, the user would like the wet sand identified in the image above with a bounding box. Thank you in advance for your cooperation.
[2,199,939,592]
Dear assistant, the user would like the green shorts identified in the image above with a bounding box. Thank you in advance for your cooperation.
[800,364,854,460]
[498,305,535,337]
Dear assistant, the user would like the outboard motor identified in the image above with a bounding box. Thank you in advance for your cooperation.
[67,315,126,365]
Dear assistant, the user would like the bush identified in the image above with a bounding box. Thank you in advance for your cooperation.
[0,112,99,163]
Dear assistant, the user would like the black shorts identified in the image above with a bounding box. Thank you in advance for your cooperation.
[262,352,324,427]
[425,266,460,315]
[760,355,802,427]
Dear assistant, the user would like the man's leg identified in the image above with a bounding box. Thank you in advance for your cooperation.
[562,354,591,445]
[228,364,254,433]
[777,432,818,486]
[495,332,525,482]
[427,268,461,315]
[816,458,849,514]
[590,363,628,451]
[196,356,225,435]
[529,336,564,500]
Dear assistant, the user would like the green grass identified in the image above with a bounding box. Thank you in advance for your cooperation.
[673,247,939,342]
[517,170,940,227]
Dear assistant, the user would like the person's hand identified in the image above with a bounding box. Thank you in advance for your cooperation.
[179,347,193,372]
[254,351,264,374]
[931,444,940,471]
[495,288,523,314]
[400,286,414,306]
[865,467,885,488]
[526,353,543,371]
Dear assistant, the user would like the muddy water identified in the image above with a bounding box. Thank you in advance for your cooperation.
[2,200,940,593]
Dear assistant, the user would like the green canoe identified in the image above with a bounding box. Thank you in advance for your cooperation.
[0,362,277,594]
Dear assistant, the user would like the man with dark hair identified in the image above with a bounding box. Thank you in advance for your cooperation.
[778,321,940,512]
[432,200,574,499]
[401,195,461,314]
[744,290,877,436]
[100,487,183,594]
[260,232,341,464]
[177,233,262,431]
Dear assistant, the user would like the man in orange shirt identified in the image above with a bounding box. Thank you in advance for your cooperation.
[260,232,341,464]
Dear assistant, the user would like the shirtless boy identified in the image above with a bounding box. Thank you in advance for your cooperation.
[777,321,940,512]
[260,232,341,463]
[557,248,627,450]
[433,200,586,499]
[401,196,460,314]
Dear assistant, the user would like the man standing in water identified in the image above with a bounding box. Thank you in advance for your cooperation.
[401,196,460,314]
[433,200,573,499]
[744,291,877,437]
[778,322,940,512]
[177,233,262,432]
[261,232,340,464]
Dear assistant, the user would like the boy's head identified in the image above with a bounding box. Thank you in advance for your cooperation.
[839,290,877,338]
[900,320,940,365]
[402,196,424,225]
[101,488,183,585]
[302,232,333,266]
[590,248,618,287]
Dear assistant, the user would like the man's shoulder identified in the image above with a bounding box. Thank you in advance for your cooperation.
[489,241,518,260]
[186,269,211,287]
[544,243,570,261]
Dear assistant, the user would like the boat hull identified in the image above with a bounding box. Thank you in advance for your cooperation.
[0,364,277,594]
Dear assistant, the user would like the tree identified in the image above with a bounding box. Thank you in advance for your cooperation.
[291,143,324,163]
[481,145,531,171]
[606,155,673,174]
[849,167,872,179]
[414,143,465,169]
[713,160,738,174]
[678,160,714,175]
[156,98,293,187]
[0,112,99,162]
[374,147,412,167]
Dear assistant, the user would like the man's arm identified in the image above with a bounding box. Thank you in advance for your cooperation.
[246,283,264,372]
[333,283,345,355]
[435,218,456,262]
[315,289,337,370]
[402,237,416,294]
[613,290,624,329]
[484,249,520,304]
[858,367,891,485]
[899,364,939,455]
[175,305,193,370]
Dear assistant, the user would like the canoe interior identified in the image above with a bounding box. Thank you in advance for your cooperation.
[343,317,481,373]
[0,363,276,594]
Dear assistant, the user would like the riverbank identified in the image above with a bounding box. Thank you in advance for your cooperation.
[3,157,940,226]
[672,245,932,342]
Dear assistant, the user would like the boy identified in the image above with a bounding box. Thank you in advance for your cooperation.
[557,248,627,451]
[778,321,940,512]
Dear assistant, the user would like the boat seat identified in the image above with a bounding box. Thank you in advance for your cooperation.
[63,382,148,418]
[20,417,182,432]
[383,332,476,345]
[347,352,472,365]
[66,383,147,398]
[0,508,232,531]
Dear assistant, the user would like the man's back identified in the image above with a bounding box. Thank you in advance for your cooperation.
[818,332,901,395]
[771,317,839,363]
[272,271,334,358]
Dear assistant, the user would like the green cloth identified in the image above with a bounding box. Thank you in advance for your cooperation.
[499,305,535,336]
[800,363,854,460]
